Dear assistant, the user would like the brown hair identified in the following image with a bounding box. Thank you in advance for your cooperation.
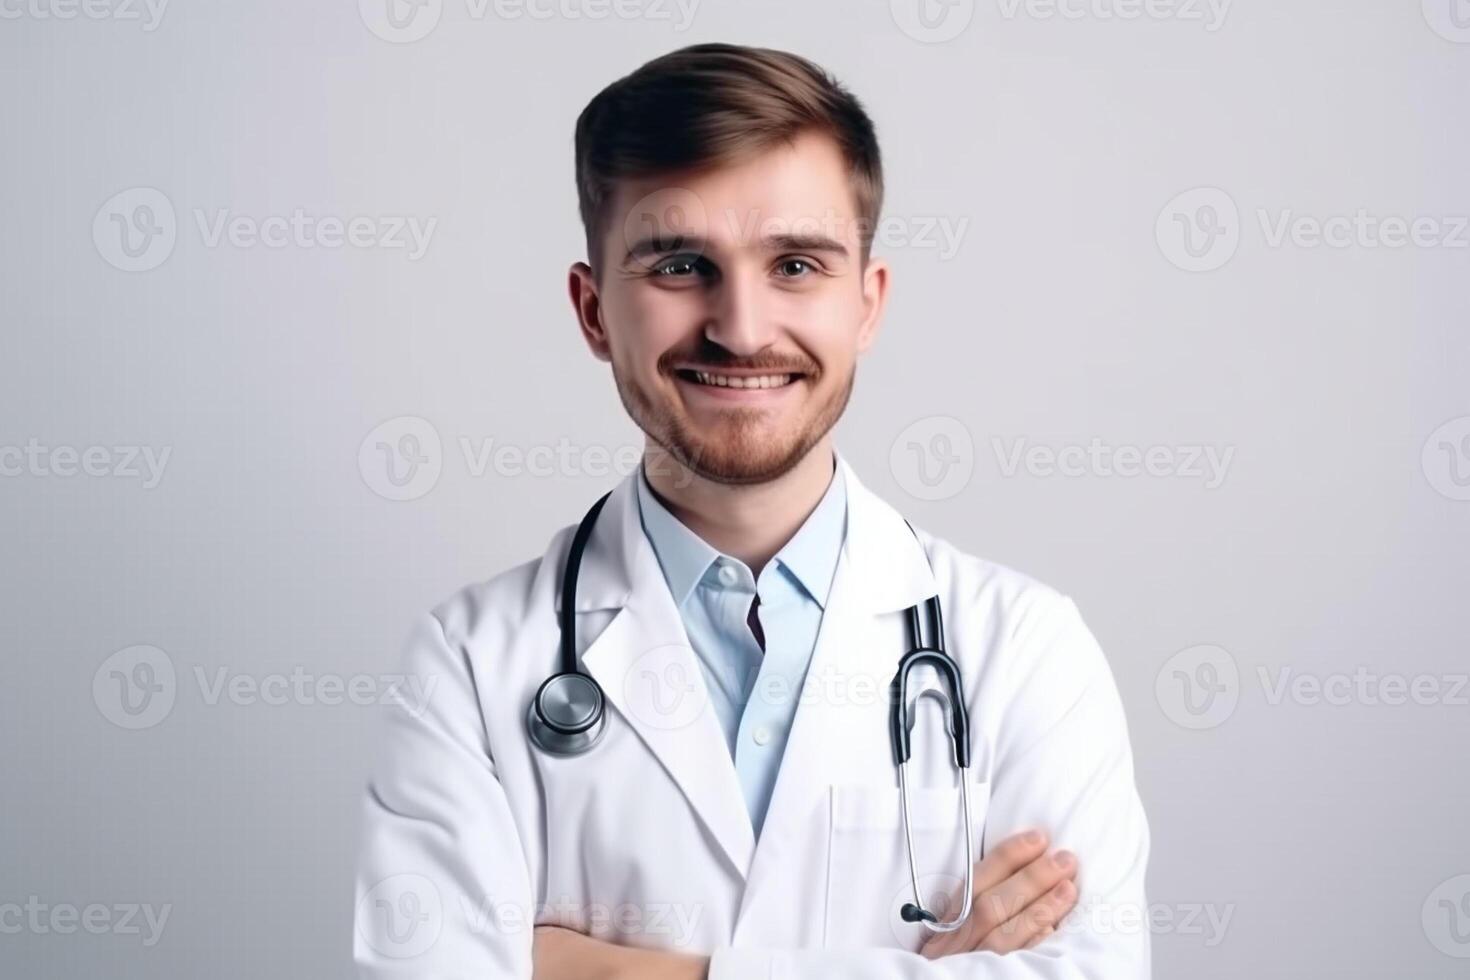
[573,43,884,272]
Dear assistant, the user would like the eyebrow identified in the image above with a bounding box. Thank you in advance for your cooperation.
[622,231,851,266]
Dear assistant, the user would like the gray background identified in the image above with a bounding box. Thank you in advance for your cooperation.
[3,0,1468,976]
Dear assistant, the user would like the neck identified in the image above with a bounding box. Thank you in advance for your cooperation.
[642,438,836,577]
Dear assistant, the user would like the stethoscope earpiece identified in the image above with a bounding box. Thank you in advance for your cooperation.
[900,903,937,924]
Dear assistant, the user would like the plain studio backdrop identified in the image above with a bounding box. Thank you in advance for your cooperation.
[2,1,1467,977]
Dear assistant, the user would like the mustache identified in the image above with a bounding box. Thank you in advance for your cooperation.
[658,347,819,376]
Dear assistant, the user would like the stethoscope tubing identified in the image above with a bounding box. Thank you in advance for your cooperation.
[533,491,978,933]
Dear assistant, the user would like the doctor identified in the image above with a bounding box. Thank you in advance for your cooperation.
[354,42,1150,979]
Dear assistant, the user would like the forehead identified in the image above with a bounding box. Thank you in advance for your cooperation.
[605,130,862,254]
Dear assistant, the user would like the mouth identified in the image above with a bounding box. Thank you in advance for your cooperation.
[674,368,801,390]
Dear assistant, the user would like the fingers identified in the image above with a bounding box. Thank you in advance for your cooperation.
[920,829,1055,958]
[972,828,1053,896]
[920,831,1080,959]
[973,848,1077,941]
[1023,925,1055,950]
[978,877,1076,954]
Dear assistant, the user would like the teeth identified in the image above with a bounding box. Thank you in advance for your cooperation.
[692,371,794,389]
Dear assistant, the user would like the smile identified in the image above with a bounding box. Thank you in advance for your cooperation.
[680,370,798,390]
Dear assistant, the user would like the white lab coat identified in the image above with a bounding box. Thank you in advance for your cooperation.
[354,455,1151,978]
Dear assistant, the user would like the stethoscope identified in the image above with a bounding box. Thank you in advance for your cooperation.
[527,490,977,933]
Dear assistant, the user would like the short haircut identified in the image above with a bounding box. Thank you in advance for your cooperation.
[573,42,884,273]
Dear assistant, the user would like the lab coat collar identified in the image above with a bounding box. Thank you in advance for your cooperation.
[552,449,937,618]
[634,450,850,611]
[835,449,939,614]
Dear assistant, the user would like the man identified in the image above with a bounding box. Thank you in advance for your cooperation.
[355,43,1150,978]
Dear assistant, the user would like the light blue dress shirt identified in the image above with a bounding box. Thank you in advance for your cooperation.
[634,455,848,838]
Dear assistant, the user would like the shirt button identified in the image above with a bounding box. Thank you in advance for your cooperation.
[717,563,738,586]
[753,725,772,746]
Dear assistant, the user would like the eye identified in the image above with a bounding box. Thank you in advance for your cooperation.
[651,254,705,278]
[775,257,817,279]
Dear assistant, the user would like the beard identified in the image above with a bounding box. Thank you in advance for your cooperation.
[611,353,853,486]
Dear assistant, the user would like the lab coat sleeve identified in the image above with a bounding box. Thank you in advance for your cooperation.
[353,610,536,979]
[707,591,1151,980]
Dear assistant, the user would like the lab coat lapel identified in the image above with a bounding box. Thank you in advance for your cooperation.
[563,473,757,879]
[736,457,938,919]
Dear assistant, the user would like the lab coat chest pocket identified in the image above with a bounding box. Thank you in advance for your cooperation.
[823,776,991,951]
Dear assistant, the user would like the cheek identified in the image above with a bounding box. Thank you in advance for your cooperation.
[781,291,863,364]
[603,285,700,367]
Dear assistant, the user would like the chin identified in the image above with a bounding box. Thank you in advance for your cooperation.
[665,425,818,486]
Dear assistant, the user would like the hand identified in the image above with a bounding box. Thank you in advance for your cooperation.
[919,829,1078,958]
[533,925,708,980]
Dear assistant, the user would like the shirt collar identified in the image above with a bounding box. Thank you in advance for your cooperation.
[634,451,848,610]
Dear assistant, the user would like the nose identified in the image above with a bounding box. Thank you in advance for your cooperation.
[701,267,777,357]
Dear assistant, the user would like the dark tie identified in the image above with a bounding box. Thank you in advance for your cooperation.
[746,593,765,653]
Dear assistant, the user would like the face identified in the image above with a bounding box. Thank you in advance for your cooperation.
[569,130,890,485]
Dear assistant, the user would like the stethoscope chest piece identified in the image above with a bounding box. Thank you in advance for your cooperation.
[528,671,606,757]
[528,490,614,758]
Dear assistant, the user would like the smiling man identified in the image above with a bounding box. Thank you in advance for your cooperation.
[354,43,1150,979]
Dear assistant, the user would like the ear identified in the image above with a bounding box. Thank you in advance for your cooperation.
[568,261,612,363]
[855,255,891,356]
